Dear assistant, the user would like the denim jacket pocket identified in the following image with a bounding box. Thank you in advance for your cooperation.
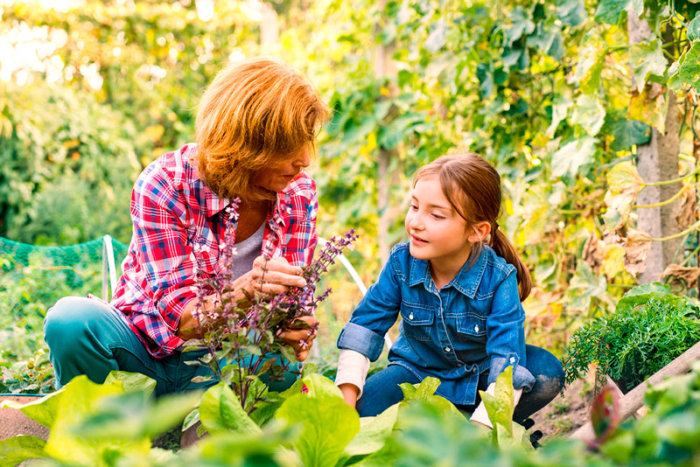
[456,313,487,338]
[400,301,434,342]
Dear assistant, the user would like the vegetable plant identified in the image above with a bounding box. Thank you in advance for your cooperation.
[564,283,700,392]
[186,199,358,414]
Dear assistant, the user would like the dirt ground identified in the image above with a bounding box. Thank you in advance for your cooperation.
[531,372,597,442]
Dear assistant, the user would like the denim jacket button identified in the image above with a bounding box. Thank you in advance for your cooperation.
[409,313,414,320]
[509,357,516,364]
[444,346,451,352]
[474,325,479,333]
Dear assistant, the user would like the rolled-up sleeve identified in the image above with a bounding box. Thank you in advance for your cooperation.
[485,271,535,391]
[337,247,403,361]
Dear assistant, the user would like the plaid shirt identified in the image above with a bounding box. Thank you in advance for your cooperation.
[110,144,318,358]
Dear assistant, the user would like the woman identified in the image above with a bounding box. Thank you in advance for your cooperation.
[44,57,329,396]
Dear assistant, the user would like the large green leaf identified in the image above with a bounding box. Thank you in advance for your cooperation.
[571,95,606,136]
[0,436,47,467]
[1,391,64,428]
[343,404,399,457]
[556,0,587,27]
[630,41,667,93]
[604,118,651,151]
[103,370,157,395]
[551,137,597,178]
[275,375,360,467]
[673,42,700,90]
[199,383,261,436]
[41,375,151,466]
[595,0,643,24]
[688,12,700,41]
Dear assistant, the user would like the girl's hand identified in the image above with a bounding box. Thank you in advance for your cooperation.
[235,256,307,299]
[277,314,318,361]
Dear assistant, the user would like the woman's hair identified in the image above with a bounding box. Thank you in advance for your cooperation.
[194,57,329,202]
[414,154,532,301]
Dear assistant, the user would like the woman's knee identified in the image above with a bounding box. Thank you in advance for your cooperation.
[44,297,111,349]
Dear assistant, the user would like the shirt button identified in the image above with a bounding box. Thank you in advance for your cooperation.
[444,346,451,352]
[474,325,479,333]
[409,313,414,320]
[510,357,516,364]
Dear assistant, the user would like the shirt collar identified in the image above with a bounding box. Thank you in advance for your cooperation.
[407,246,489,299]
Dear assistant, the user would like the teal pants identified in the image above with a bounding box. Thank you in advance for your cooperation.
[44,297,298,396]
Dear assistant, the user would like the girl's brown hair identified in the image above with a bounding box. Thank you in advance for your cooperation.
[195,57,329,202]
[414,154,532,301]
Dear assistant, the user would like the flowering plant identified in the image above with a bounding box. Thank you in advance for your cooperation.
[186,199,358,413]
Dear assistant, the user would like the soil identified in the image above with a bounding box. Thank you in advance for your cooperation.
[530,372,597,442]
[0,395,50,441]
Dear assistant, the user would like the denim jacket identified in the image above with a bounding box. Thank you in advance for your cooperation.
[337,242,536,406]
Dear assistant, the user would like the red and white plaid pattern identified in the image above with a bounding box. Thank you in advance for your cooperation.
[110,144,318,358]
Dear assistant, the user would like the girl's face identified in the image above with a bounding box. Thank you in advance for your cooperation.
[254,147,311,193]
[405,175,472,269]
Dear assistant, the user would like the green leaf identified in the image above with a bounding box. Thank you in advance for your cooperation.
[630,41,667,94]
[199,383,261,435]
[546,97,573,137]
[504,7,535,46]
[424,17,446,52]
[574,35,606,94]
[344,404,399,457]
[104,370,156,395]
[0,436,47,466]
[276,375,360,467]
[622,282,670,298]
[673,42,700,90]
[688,12,700,42]
[595,0,643,24]
[2,391,64,428]
[480,366,514,431]
[605,118,651,151]
[571,95,606,136]
[551,137,597,178]
[41,375,151,465]
[556,0,587,27]
[590,386,621,440]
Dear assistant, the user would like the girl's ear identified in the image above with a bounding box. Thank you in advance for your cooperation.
[467,221,491,243]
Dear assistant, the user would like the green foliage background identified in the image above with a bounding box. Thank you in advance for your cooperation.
[3,0,700,374]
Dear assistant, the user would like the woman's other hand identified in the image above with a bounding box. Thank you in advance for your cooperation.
[277,314,318,361]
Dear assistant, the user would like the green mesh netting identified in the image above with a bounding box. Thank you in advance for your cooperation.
[0,236,129,362]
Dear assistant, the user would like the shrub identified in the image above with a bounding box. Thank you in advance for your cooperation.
[563,283,700,392]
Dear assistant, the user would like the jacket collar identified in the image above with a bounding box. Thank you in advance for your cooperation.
[407,246,489,298]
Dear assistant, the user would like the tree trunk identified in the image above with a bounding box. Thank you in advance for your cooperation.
[629,14,681,283]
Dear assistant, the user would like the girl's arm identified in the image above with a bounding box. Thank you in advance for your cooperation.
[471,269,535,428]
[335,246,404,404]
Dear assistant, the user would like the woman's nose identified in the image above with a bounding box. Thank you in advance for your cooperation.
[293,149,310,168]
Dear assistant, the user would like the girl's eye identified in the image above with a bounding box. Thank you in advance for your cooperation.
[409,204,418,211]
[432,214,445,220]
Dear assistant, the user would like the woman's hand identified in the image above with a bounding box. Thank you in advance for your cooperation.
[234,256,307,299]
[277,315,318,361]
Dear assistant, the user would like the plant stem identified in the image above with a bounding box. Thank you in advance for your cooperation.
[644,165,700,186]
[649,218,700,242]
[634,183,688,208]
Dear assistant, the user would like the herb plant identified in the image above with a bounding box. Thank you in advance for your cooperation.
[186,199,358,413]
[563,283,700,392]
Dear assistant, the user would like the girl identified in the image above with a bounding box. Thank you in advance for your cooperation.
[335,154,564,425]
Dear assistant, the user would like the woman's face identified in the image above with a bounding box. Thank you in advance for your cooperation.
[254,147,311,193]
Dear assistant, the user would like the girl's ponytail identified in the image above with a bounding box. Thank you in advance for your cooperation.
[489,227,531,301]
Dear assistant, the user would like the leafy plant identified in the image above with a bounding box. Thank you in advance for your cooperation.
[564,283,700,392]
[186,200,358,414]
